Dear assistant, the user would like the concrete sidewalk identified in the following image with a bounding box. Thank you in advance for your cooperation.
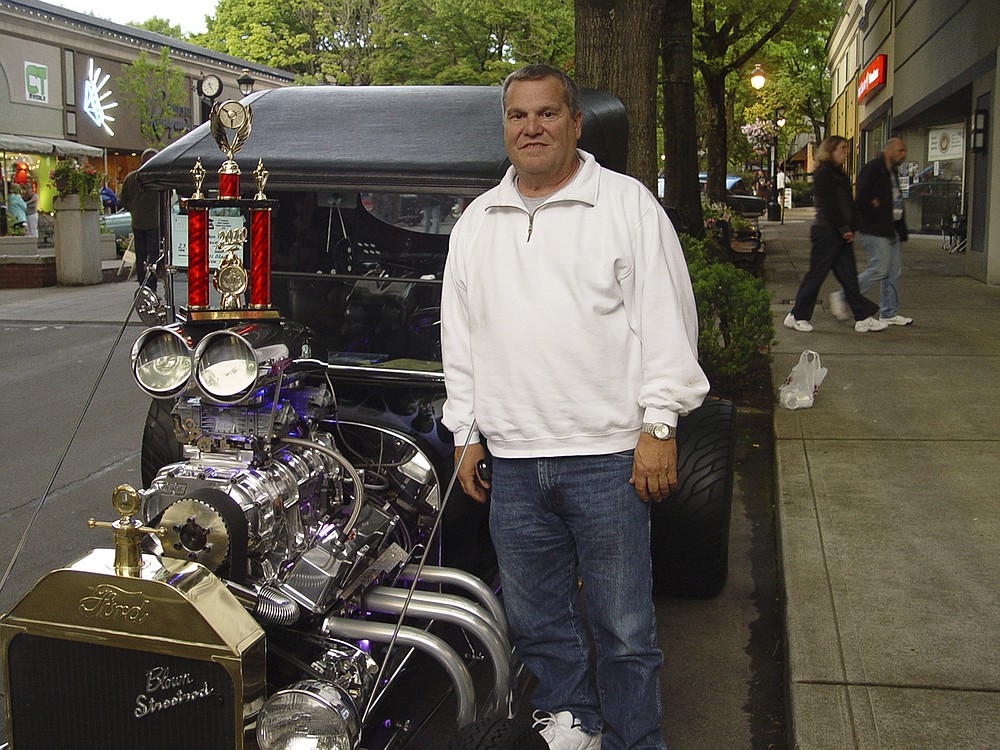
[763,208,1000,749]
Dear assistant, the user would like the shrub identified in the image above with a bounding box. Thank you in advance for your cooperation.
[679,232,774,394]
[789,179,813,207]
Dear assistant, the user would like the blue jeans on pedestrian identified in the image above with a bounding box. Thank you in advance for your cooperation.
[856,232,901,318]
[133,227,159,291]
[490,452,666,750]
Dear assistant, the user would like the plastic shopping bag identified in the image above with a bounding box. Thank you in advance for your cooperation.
[778,350,828,410]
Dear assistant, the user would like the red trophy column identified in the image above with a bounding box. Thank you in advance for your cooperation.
[249,207,271,308]
[187,208,209,308]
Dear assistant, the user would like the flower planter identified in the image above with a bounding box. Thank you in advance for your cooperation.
[53,194,102,285]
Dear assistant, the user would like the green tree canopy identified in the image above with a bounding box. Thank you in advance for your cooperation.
[117,47,188,147]
[130,17,185,39]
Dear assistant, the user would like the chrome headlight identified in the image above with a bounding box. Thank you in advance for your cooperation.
[130,327,193,398]
[256,679,360,750]
[194,330,260,403]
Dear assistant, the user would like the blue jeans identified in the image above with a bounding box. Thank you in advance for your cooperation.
[856,232,901,318]
[490,452,666,750]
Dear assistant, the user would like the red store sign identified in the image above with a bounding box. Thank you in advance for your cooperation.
[857,54,887,102]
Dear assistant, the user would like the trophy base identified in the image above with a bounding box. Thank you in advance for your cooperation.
[183,307,281,322]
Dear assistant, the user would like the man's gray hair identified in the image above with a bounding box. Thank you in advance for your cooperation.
[501,64,581,117]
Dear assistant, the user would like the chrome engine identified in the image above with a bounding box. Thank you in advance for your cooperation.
[129,321,508,748]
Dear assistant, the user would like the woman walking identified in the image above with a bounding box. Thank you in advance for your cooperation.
[784,135,886,333]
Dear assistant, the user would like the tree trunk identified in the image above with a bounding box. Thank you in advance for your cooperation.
[702,69,729,204]
[575,0,661,190]
[661,0,703,235]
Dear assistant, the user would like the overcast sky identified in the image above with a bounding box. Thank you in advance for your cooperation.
[51,0,211,35]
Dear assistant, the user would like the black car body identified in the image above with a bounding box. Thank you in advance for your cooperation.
[2,86,733,750]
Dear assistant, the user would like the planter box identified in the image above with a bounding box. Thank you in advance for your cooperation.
[99,232,117,261]
[53,194,102,285]
[0,236,41,256]
[0,254,56,288]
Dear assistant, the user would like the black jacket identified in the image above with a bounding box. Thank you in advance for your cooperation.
[812,160,855,236]
[855,152,908,241]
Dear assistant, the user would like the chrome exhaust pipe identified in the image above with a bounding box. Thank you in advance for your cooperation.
[399,564,507,638]
[363,586,511,715]
[322,615,476,727]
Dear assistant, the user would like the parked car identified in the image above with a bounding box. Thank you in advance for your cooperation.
[99,208,131,253]
[2,86,735,750]
[657,173,767,219]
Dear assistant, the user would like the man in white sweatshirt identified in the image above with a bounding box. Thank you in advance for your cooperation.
[441,64,708,750]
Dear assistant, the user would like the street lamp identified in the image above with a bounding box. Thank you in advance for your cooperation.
[750,64,766,91]
[237,69,256,97]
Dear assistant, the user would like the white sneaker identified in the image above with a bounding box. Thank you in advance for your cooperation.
[882,314,913,326]
[783,313,813,332]
[828,290,850,321]
[854,316,888,332]
[532,710,602,750]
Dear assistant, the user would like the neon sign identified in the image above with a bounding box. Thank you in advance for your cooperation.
[82,58,118,135]
[857,54,887,103]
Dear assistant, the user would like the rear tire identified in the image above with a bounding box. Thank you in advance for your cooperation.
[650,398,736,598]
[141,398,183,488]
[447,715,547,750]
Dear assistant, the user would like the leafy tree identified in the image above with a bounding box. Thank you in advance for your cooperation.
[130,17,185,39]
[195,0,379,85]
[575,0,661,189]
[371,0,573,85]
[661,0,703,234]
[117,47,188,146]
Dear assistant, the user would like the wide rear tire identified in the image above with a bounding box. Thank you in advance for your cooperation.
[447,715,547,750]
[650,397,736,598]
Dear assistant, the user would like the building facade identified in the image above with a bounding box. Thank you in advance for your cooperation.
[1,0,293,213]
[828,0,999,282]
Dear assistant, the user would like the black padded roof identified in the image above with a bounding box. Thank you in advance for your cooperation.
[138,85,628,195]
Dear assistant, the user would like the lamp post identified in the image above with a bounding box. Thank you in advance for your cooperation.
[768,108,786,221]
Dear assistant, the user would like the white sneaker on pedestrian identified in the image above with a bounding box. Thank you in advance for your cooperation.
[828,290,850,321]
[882,314,913,326]
[783,313,813,332]
[532,710,602,750]
[854,316,888,332]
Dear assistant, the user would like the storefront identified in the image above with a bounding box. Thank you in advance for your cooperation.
[1,0,293,224]
[835,0,999,282]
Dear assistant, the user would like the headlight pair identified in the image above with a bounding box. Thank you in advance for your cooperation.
[131,326,284,404]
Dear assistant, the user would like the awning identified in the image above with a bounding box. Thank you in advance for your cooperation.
[0,133,103,157]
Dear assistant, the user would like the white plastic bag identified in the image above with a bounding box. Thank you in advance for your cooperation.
[778,350,828,410]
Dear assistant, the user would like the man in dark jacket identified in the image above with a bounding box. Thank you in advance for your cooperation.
[119,148,160,291]
[854,138,913,326]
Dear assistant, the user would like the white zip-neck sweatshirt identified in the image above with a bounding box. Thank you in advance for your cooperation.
[441,150,708,458]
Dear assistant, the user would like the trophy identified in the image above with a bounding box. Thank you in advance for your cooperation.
[185,99,274,317]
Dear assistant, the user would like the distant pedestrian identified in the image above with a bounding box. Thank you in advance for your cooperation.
[22,186,38,237]
[100,184,119,214]
[6,185,27,232]
[784,135,885,333]
[119,148,160,291]
[854,137,913,326]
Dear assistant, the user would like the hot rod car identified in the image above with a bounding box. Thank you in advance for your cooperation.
[1,86,735,749]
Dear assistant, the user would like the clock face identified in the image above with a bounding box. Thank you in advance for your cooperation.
[199,74,222,99]
[218,100,248,130]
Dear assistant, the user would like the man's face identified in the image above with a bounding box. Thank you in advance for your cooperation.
[886,139,907,166]
[503,77,582,190]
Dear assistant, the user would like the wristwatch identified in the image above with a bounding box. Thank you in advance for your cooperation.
[641,422,676,440]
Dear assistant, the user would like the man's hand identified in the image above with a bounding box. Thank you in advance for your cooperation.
[454,443,490,503]
[843,231,854,242]
[630,432,678,503]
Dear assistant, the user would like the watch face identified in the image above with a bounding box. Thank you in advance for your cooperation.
[199,74,221,99]
[653,423,671,439]
[218,100,248,130]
